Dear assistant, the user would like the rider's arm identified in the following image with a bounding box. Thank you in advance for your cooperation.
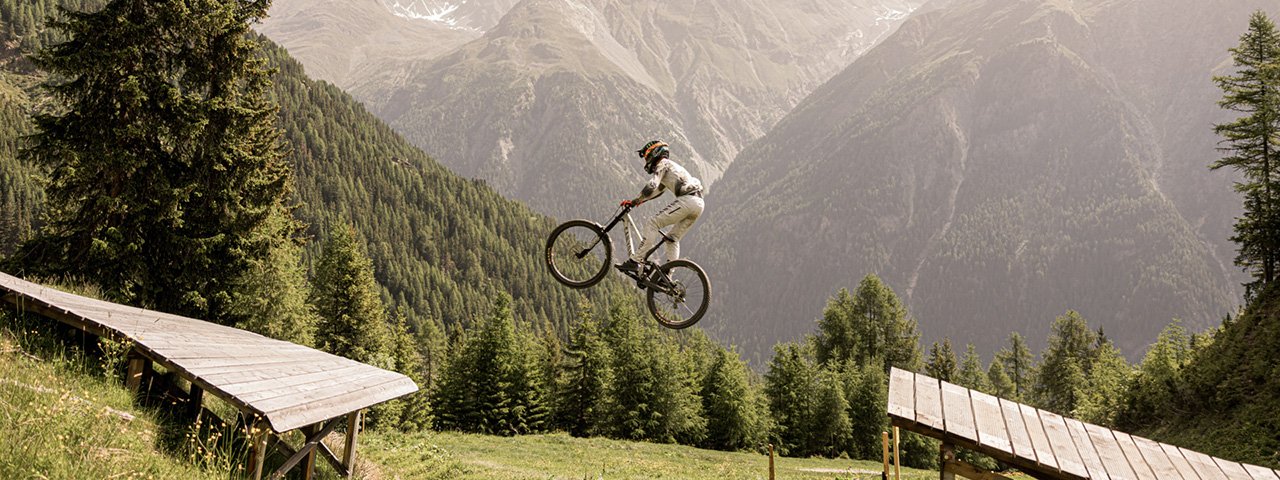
[631,166,666,205]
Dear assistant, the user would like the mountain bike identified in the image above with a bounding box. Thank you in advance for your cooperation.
[545,204,711,329]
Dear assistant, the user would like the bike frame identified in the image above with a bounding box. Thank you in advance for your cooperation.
[597,205,669,265]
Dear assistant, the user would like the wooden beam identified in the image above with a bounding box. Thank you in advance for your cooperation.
[270,417,342,480]
[247,419,271,480]
[943,459,1017,480]
[302,424,318,480]
[317,440,349,477]
[343,411,360,476]
[187,385,204,421]
[126,355,145,391]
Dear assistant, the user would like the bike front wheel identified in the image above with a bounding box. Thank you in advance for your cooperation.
[546,220,612,288]
[646,259,711,329]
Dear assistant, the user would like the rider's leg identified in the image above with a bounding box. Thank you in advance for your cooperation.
[661,196,704,263]
[631,198,687,263]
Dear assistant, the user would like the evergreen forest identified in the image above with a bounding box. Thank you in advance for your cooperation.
[0,0,1277,475]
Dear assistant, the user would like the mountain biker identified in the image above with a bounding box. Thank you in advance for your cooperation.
[617,140,704,274]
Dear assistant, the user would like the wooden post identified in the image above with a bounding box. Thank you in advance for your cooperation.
[768,443,775,480]
[302,424,318,480]
[187,384,204,421]
[247,419,270,480]
[343,411,360,476]
[940,442,956,480]
[126,354,145,391]
[894,426,901,480]
[882,431,890,479]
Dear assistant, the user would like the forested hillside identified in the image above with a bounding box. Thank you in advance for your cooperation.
[0,0,626,337]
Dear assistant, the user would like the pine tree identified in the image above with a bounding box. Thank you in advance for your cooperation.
[9,0,297,326]
[995,332,1036,401]
[926,339,957,382]
[554,304,613,437]
[600,304,705,443]
[1074,339,1130,426]
[1033,311,1097,413]
[807,367,852,457]
[232,210,317,346]
[432,293,545,435]
[310,224,391,366]
[764,342,818,456]
[701,347,768,451]
[957,344,990,393]
[1212,11,1280,298]
[390,312,431,431]
[840,361,888,460]
[1121,320,1193,425]
[814,275,922,373]
[987,359,1015,399]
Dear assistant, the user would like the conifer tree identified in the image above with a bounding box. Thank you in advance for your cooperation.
[957,344,990,393]
[432,293,545,435]
[701,347,768,451]
[310,224,391,366]
[814,275,922,372]
[995,332,1036,400]
[10,0,297,326]
[601,305,705,443]
[1074,339,1130,426]
[926,339,957,382]
[1033,311,1097,413]
[390,312,431,431]
[840,361,888,460]
[555,304,613,437]
[1212,11,1280,298]
[1121,320,1193,425]
[807,367,852,457]
[232,211,317,345]
[987,359,1015,399]
[764,342,817,456]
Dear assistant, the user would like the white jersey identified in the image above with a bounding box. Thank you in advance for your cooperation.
[638,158,702,202]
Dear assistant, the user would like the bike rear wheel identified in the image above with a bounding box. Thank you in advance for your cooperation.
[646,259,711,329]
[546,220,612,288]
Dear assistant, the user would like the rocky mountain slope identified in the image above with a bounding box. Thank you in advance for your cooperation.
[696,0,1271,361]
[328,0,922,218]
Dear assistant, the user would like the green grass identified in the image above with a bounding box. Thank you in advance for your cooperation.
[0,321,235,479]
[359,430,939,480]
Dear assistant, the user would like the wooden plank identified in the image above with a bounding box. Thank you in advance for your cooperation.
[248,372,402,409]
[941,381,978,443]
[888,368,915,421]
[265,378,417,432]
[1242,464,1280,480]
[1161,443,1204,480]
[1037,409,1088,478]
[219,364,371,397]
[969,390,1012,456]
[915,374,944,431]
[1019,404,1059,471]
[177,357,347,375]
[1213,458,1255,480]
[1181,447,1229,480]
[1131,436,1186,480]
[199,358,359,385]
[999,398,1038,465]
[1068,419,1112,480]
[1112,432,1158,480]
[1079,421,1130,480]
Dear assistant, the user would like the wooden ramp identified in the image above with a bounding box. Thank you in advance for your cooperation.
[0,272,418,479]
[888,367,1280,480]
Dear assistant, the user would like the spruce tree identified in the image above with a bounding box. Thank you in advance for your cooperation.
[841,361,888,460]
[926,338,957,382]
[10,0,297,326]
[432,293,545,435]
[310,224,391,366]
[1074,339,1130,426]
[554,304,613,437]
[995,332,1036,401]
[763,342,817,456]
[701,347,768,451]
[987,359,1015,399]
[814,275,922,373]
[1212,11,1280,298]
[1033,311,1097,413]
[601,305,705,443]
[957,344,991,393]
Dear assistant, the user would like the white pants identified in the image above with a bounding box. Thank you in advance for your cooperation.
[632,195,705,264]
